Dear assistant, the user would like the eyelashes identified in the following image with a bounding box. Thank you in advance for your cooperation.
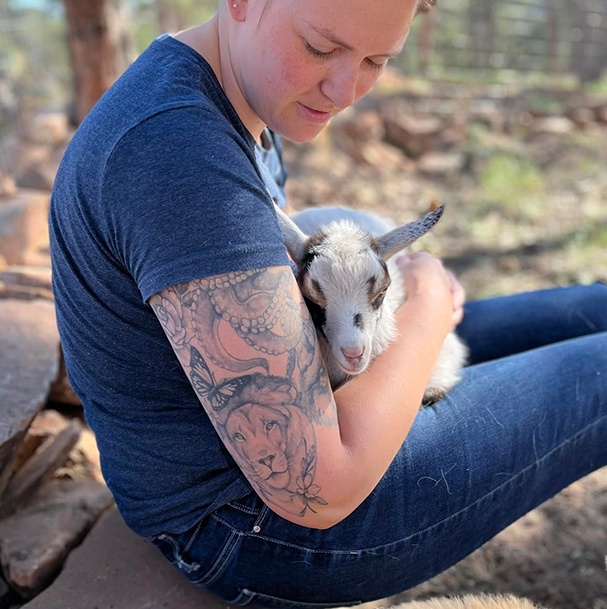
[304,42,386,72]
[305,41,335,59]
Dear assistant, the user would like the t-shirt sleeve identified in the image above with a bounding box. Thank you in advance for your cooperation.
[100,107,290,301]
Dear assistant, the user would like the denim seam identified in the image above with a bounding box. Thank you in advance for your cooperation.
[192,529,240,587]
[211,414,604,555]
[236,588,363,608]
[252,504,270,531]
[183,517,205,553]
[227,501,261,515]
[210,513,361,555]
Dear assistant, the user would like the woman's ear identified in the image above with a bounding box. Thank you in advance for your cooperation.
[227,0,248,22]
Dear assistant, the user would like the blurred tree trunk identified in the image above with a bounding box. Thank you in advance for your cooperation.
[155,0,189,34]
[62,0,136,125]
[418,9,436,76]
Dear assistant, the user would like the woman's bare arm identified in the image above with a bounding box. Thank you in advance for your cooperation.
[149,258,452,529]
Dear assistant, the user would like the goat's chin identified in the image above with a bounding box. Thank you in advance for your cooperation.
[335,356,371,377]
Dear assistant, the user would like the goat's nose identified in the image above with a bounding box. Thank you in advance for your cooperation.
[341,346,364,365]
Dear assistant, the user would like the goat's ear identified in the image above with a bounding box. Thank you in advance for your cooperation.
[273,204,309,267]
[376,205,445,260]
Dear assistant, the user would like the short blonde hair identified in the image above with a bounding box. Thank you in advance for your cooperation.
[416,0,438,15]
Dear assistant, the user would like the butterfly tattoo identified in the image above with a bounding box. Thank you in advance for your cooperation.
[189,346,250,411]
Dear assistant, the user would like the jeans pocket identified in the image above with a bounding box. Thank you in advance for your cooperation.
[151,518,240,587]
[229,587,362,609]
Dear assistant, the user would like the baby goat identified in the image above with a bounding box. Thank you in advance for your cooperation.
[275,205,468,404]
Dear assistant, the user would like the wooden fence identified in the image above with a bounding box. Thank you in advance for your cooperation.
[402,0,607,84]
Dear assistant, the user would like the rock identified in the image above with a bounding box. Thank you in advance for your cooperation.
[0,174,17,199]
[23,113,69,148]
[9,409,71,475]
[72,428,103,483]
[16,164,56,193]
[381,102,444,158]
[331,108,385,144]
[356,140,405,169]
[0,267,52,292]
[22,508,227,609]
[565,107,596,130]
[0,267,53,302]
[0,191,50,266]
[595,105,607,124]
[0,479,113,599]
[418,152,466,179]
[0,420,82,517]
[16,141,67,193]
[47,350,80,408]
[0,282,54,302]
[331,109,403,168]
[531,117,575,135]
[0,299,60,498]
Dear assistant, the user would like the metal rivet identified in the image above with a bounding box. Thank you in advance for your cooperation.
[252,525,261,533]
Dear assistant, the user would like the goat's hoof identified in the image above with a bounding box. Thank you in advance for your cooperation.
[421,388,447,407]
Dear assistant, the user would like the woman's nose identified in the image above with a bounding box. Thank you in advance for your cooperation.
[320,66,361,110]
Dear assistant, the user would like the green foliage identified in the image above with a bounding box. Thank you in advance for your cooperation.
[478,153,546,206]
[1,0,69,134]
[522,92,565,116]
[587,75,607,96]
[130,0,219,51]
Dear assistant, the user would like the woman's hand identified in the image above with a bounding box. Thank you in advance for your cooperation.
[446,268,466,328]
[394,252,464,329]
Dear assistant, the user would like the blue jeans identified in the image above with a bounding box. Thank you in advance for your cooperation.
[151,284,607,609]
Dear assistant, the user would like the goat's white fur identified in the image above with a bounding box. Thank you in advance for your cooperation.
[275,205,468,403]
[394,593,540,609]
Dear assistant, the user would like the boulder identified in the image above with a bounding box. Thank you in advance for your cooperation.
[418,152,466,180]
[47,350,81,407]
[0,419,82,517]
[0,479,113,599]
[531,117,575,135]
[9,408,71,473]
[381,101,444,158]
[22,508,227,609]
[0,173,17,199]
[0,266,53,302]
[23,113,70,148]
[0,190,50,266]
[0,299,60,498]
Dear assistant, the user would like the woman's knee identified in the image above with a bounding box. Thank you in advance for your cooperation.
[574,282,607,331]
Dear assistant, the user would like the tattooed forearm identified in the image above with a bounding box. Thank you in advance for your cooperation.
[150,266,336,518]
[195,363,327,517]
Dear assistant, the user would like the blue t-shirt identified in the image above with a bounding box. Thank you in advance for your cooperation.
[49,35,291,537]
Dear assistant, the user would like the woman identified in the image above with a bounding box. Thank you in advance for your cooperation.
[49,0,607,607]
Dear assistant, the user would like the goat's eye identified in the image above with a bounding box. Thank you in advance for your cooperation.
[372,290,386,309]
[306,279,325,305]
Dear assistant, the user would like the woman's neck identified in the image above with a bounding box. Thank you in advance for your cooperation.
[174,14,265,141]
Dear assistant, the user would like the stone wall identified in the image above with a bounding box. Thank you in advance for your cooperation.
[0,114,112,607]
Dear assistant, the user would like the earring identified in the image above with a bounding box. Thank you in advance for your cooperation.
[232,3,237,7]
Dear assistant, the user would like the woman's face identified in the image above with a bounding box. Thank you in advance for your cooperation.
[229,0,417,143]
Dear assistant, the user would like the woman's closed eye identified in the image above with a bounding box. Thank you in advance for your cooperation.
[365,57,387,72]
[305,41,335,59]
[305,41,387,72]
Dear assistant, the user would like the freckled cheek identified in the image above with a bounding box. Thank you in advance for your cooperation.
[275,50,320,93]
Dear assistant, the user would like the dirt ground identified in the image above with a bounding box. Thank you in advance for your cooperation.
[281,103,607,609]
